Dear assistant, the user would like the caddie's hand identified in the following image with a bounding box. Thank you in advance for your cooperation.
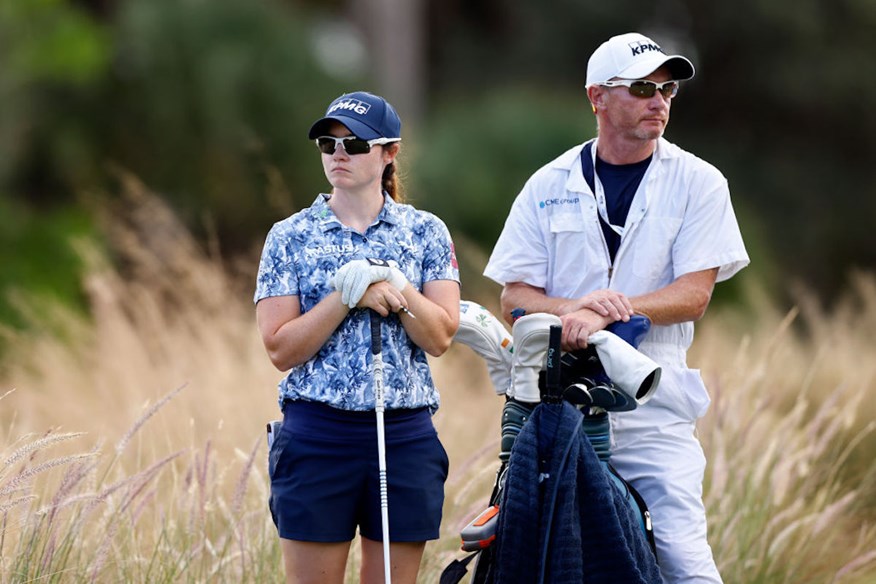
[331,258,409,309]
[577,289,633,322]
[357,281,409,317]
[559,308,613,351]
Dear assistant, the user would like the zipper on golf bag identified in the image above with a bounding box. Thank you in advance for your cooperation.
[607,462,658,559]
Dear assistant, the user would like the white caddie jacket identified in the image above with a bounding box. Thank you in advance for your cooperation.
[484,137,749,420]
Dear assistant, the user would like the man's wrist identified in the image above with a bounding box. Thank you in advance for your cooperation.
[558,298,583,316]
[633,309,653,323]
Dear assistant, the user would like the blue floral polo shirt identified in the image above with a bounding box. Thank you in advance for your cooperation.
[254,193,460,412]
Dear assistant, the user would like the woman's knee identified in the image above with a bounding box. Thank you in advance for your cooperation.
[280,538,351,584]
[359,538,426,584]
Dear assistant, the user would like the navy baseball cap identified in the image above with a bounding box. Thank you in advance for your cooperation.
[308,91,402,141]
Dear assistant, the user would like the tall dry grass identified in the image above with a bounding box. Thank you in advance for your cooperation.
[692,278,876,584]
[1,182,874,582]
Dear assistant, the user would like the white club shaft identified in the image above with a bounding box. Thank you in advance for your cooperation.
[370,311,392,584]
[376,407,391,583]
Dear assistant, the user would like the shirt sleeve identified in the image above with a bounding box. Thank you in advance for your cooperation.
[483,180,550,288]
[253,223,300,303]
[672,175,750,283]
[421,214,460,284]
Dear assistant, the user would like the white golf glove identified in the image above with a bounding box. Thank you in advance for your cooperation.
[454,301,514,395]
[331,258,408,309]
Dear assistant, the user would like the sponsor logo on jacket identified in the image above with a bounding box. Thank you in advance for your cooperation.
[539,197,579,209]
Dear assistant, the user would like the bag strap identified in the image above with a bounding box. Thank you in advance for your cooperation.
[440,551,480,584]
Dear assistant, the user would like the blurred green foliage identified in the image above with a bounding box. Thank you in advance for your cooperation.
[0,0,110,195]
[413,89,595,250]
[0,0,353,331]
[1,0,109,86]
[106,0,349,246]
[0,195,95,330]
[2,0,876,333]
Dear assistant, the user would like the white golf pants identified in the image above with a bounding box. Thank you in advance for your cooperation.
[610,365,722,584]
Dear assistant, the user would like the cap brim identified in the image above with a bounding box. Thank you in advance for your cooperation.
[617,54,695,81]
[308,116,381,140]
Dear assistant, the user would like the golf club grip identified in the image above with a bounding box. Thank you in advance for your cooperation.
[370,310,386,413]
[370,310,382,355]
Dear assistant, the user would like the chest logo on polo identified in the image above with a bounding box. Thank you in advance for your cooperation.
[539,197,579,209]
[305,243,356,257]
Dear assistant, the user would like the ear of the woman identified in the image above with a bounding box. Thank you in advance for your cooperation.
[383,142,400,163]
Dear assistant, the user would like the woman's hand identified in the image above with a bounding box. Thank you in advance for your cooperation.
[357,281,410,317]
[332,259,408,308]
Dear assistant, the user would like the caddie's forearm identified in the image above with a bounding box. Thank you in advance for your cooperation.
[630,268,718,326]
[499,282,577,325]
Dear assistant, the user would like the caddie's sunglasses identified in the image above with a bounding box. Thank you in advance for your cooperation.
[600,79,679,99]
[315,135,400,155]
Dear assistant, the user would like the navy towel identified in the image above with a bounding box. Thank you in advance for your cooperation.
[494,402,662,584]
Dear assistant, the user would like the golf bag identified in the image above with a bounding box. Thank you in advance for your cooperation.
[441,302,660,584]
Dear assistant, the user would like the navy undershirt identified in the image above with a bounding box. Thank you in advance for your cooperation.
[580,143,652,261]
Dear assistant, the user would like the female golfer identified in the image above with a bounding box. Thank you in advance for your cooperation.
[255,91,460,584]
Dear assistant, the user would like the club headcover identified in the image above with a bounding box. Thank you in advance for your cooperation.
[454,301,514,395]
[587,330,661,405]
[509,312,562,403]
[561,381,637,411]
[606,314,652,348]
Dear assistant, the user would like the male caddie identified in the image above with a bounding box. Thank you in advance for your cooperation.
[484,32,749,582]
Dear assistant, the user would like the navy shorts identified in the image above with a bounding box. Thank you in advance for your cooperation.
[268,400,449,542]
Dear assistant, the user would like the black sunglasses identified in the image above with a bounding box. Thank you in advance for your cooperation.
[601,79,679,99]
[315,135,400,155]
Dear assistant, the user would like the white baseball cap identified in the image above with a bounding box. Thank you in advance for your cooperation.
[586,32,695,87]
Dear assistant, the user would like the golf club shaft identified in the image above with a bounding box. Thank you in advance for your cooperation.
[370,310,392,584]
